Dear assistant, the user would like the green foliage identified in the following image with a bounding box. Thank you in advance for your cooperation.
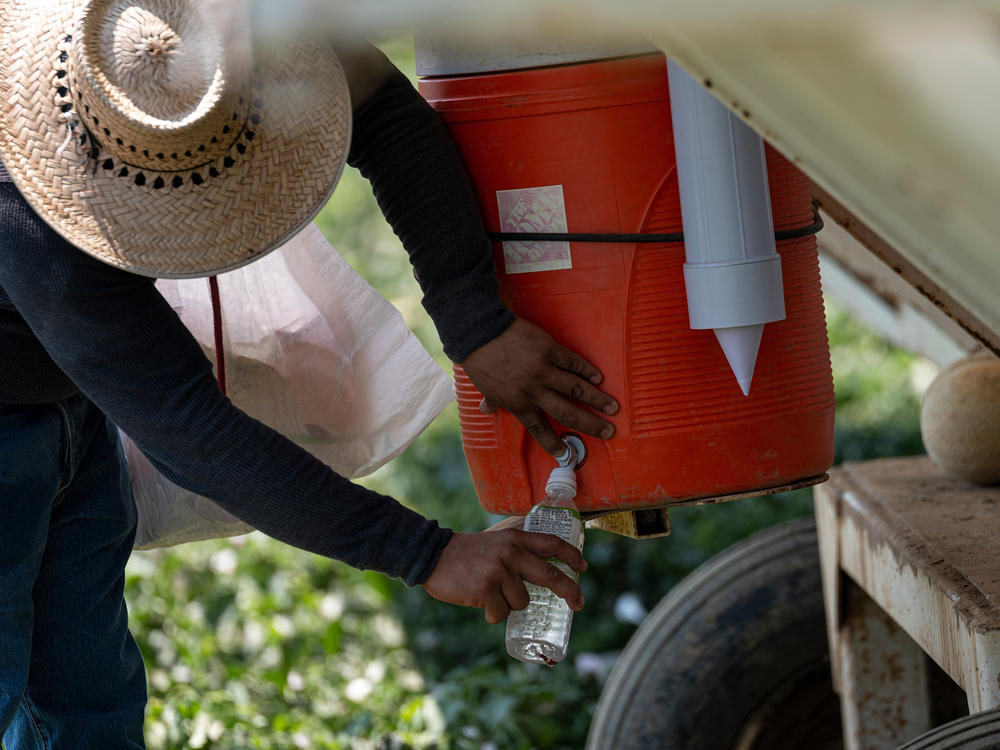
[126,202,930,750]
[827,300,926,461]
[124,39,932,750]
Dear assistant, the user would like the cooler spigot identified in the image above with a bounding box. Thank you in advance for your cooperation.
[555,434,586,470]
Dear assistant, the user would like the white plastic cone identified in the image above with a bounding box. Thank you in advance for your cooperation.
[713,324,764,396]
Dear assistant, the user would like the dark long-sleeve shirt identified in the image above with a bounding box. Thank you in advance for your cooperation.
[0,72,514,585]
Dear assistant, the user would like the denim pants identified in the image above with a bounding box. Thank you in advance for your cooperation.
[0,394,147,748]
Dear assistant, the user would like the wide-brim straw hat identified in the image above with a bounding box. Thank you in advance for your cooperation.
[0,0,351,277]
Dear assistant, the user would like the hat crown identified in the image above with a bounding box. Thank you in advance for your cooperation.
[78,0,239,128]
[71,0,248,171]
[101,4,218,122]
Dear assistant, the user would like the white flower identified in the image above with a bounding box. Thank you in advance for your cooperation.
[364,660,386,684]
[209,548,238,575]
[345,677,373,702]
[320,593,344,621]
[613,592,647,625]
[286,670,305,692]
[272,614,294,637]
[373,615,404,647]
[244,621,266,651]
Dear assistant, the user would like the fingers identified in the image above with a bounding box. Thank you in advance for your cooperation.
[483,590,512,624]
[548,342,604,386]
[517,555,584,611]
[519,530,587,573]
[422,529,587,624]
[510,400,612,455]
[512,407,566,455]
[506,375,618,454]
[546,369,618,417]
[500,575,530,613]
[533,341,618,446]
[459,317,620,453]
[493,534,585,620]
[510,531,585,610]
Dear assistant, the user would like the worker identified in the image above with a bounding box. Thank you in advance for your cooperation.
[0,1,618,746]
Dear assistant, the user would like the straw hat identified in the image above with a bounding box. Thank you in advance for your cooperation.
[0,0,351,277]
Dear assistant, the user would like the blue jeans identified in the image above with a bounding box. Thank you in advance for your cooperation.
[0,394,146,748]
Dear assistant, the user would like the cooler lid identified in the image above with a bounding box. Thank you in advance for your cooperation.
[414,35,657,76]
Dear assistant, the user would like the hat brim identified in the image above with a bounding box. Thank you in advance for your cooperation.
[0,0,351,278]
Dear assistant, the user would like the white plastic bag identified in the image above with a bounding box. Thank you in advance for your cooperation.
[126,223,455,549]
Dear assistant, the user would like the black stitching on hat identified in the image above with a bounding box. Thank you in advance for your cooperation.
[102,127,110,136]
[56,70,66,79]
[250,113,261,126]
[231,112,238,121]
[79,133,87,145]
[99,80,258,181]
[59,51,68,63]
[65,35,72,43]
[60,103,72,113]
[56,86,67,97]
[102,158,113,170]
[152,176,165,189]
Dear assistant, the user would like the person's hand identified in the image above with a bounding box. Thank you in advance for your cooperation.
[459,317,618,455]
[422,529,587,624]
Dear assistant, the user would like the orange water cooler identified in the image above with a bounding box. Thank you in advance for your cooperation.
[417,50,835,516]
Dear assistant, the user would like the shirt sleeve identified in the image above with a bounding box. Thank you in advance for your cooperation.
[0,183,451,586]
[347,71,516,363]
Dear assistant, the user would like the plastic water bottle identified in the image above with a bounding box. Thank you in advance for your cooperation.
[505,466,584,666]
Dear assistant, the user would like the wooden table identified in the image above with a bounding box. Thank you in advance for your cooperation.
[815,456,1000,749]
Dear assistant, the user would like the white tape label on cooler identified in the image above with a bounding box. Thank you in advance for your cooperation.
[496,185,573,274]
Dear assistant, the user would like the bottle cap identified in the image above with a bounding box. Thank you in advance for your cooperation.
[545,466,577,498]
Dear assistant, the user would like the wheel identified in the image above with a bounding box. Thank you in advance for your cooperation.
[897,708,1000,749]
[586,515,841,750]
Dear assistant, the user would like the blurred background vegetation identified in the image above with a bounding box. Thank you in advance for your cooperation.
[125,38,931,750]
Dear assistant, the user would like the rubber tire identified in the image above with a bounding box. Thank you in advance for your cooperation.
[897,708,1000,749]
[586,515,841,750]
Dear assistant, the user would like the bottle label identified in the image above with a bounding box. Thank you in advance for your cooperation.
[524,505,582,548]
